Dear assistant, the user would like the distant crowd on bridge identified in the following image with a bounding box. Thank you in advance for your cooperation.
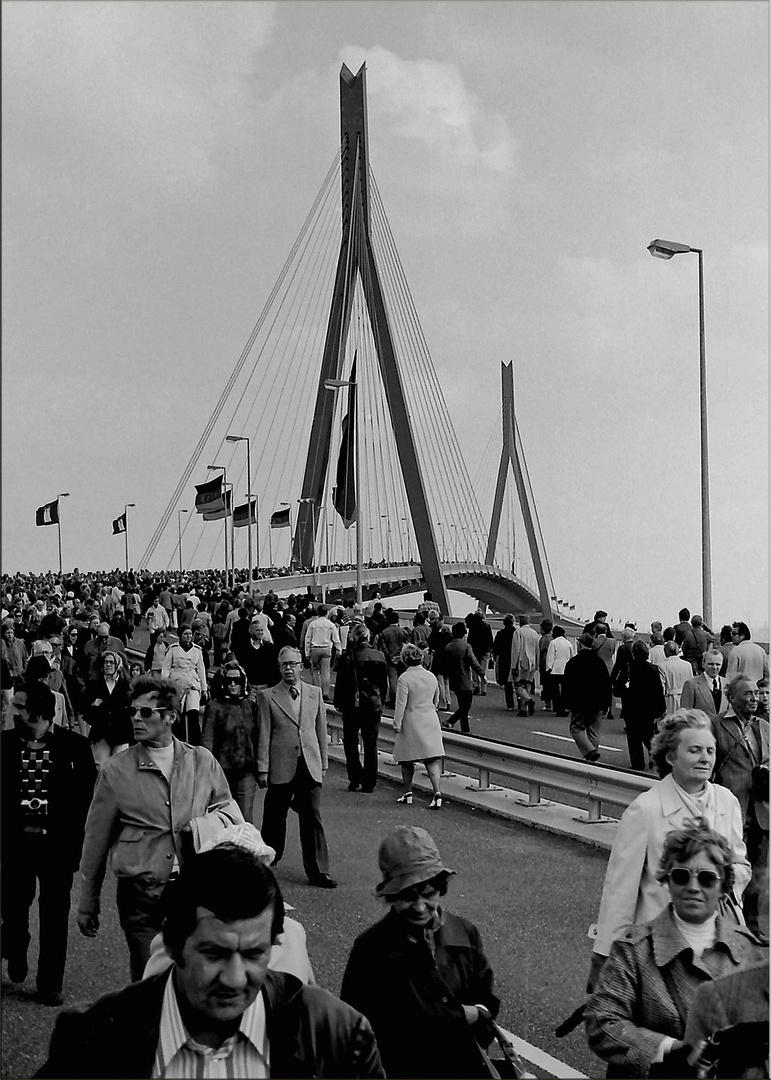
[1,565,768,1078]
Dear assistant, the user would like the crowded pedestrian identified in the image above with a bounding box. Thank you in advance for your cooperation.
[443,621,484,734]
[333,623,388,793]
[392,642,445,808]
[561,632,612,763]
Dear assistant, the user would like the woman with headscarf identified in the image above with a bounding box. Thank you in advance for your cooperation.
[341,825,500,1079]
[201,662,258,822]
[82,650,133,765]
[623,640,667,772]
[392,643,445,808]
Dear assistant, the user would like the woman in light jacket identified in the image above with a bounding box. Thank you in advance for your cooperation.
[587,709,751,993]
[393,643,445,808]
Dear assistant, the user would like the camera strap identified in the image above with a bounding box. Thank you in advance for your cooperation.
[20,745,52,817]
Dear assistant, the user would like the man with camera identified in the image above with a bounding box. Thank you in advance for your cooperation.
[712,674,769,935]
[1,682,96,1005]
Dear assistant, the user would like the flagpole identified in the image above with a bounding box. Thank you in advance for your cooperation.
[354,378,362,606]
[124,503,136,574]
[229,484,235,594]
[57,493,70,577]
[207,465,228,590]
[268,516,273,570]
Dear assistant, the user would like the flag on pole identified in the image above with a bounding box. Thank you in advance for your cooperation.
[332,354,357,527]
[195,475,225,515]
[202,489,233,522]
[112,513,127,535]
[270,507,291,529]
[233,499,257,528]
[35,499,59,527]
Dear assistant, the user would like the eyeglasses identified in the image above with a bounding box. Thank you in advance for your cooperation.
[280,661,301,667]
[667,867,722,889]
[129,705,166,720]
[225,678,242,685]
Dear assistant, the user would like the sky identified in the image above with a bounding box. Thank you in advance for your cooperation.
[2,0,768,632]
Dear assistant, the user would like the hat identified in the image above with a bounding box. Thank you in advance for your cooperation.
[375,826,455,896]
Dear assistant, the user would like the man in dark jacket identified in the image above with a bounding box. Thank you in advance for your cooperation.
[36,846,384,1079]
[562,632,612,762]
[466,611,494,696]
[333,624,388,792]
[2,682,96,1005]
[443,623,485,733]
[623,640,666,771]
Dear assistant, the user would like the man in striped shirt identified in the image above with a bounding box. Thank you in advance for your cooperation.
[37,846,384,1079]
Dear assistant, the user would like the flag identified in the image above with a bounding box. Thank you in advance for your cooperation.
[195,475,225,515]
[35,500,59,527]
[332,355,357,527]
[233,499,257,528]
[270,507,290,529]
[202,489,233,521]
[112,513,127,535]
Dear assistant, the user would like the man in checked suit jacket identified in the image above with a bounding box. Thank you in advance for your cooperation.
[680,649,730,718]
[257,646,337,888]
[712,673,769,934]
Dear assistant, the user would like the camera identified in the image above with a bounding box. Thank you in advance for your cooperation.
[21,797,49,812]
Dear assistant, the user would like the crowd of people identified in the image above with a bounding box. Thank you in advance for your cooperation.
[1,566,768,1077]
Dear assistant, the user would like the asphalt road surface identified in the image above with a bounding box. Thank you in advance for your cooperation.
[1,760,608,1079]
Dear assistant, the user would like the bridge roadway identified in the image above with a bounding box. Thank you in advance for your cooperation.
[1,755,607,1080]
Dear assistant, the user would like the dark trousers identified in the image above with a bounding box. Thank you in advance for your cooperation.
[503,681,515,709]
[448,688,473,733]
[744,824,768,934]
[261,757,329,880]
[1,835,74,994]
[624,722,653,772]
[342,709,381,790]
[116,877,169,982]
[551,676,566,715]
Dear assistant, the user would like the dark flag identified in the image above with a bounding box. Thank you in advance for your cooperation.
[270,507,291,529]
[195,475,225,515]
[332,355,357,527]
[112,513,127,535]
[233,499,257,528]
[35,500,59,527]
[202,489,233,522]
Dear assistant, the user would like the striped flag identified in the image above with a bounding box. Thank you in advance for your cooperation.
[112,513,127,535]
[202,490,233,521]
[195,475,225,515]
[332,354,357,527]
[270,507,290,529]
[35,500,59,527]
[233,499,257,528]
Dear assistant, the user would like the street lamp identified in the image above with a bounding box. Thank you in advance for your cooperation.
[226,434,255,595]
[207,464,231,589]
[177,509,189,573]
[123,503,136,574]
[324,374,362,605]
[647,238,712,626]
[57,493,70,576]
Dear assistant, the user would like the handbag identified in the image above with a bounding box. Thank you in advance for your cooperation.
[479,1018,536,1080]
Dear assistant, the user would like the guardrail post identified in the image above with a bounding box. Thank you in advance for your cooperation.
[527,781,541,806]
[587,793,602,822]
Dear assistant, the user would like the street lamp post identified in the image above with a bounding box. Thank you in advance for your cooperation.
[123,503,136,574]
[648,238,712,626]
[226,435,254,596]
[177,509,189,573]
[380,514,391,564]
[57,493,70,576]
[324,374,362,605]
[207,464,229,589]
[400,516,408,562]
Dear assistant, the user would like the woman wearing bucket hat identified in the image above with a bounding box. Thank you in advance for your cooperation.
[341,825,500,1078]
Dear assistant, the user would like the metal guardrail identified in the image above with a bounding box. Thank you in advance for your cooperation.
[326,709,656,823]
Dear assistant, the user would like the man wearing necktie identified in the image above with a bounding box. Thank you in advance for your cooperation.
[681,650,730,718]
[257,647,337,888]
[712,674,769,934]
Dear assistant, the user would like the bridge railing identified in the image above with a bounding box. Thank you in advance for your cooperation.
[325,710,656,822]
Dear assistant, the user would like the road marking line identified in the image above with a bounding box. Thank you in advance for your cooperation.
[497,1026,588,1078]
[532,731,622,753]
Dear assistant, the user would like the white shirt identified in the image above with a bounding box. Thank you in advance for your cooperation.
[153,974,269,1078]
[545,636,573,675]
[304,617,340,655]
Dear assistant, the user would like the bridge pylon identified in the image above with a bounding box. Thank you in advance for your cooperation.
[291,63,450,614]
[486,362,555,622]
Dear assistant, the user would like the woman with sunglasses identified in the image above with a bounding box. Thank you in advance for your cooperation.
[201,664,258,822]
[585,819,766,1078]
[588,710,751,997]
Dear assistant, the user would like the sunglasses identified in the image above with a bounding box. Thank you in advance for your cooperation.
[129,705,166,720]
[667,867,722,889]
[225,677,242,685]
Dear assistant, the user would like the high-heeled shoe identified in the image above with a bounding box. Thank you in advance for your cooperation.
[428,793,443,809]
[396,791,413,805]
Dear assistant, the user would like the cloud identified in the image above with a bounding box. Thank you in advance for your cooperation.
[2,1,277,192]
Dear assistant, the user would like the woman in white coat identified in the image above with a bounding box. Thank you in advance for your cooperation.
[587,708,751,992]
[393,643,445,809]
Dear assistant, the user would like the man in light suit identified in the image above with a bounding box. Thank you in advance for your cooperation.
[712,674,769,934]
[257,646,337,889]
[680,650,729,718]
